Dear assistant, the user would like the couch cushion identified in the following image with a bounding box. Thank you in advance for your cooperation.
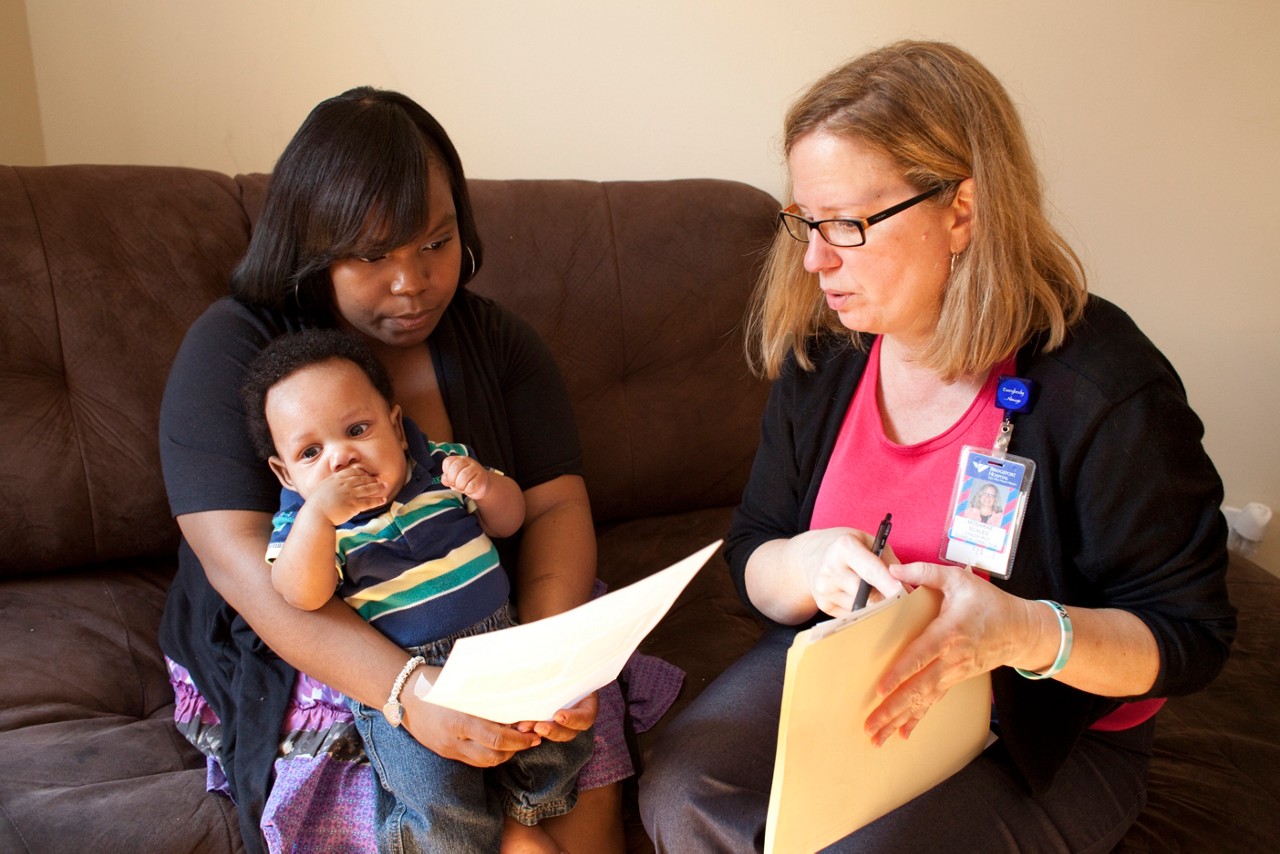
[1116,556,1280,851]
[460,178,777,525]
[0,560,243,851]
[595,506,764,756]
[590,506,767,854]
[0,166,252,578]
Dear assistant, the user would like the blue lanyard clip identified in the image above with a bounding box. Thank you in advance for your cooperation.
[993,375,1035,458]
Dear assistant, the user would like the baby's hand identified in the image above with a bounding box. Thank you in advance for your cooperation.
[309,467,388,525]
[441,455,490,500]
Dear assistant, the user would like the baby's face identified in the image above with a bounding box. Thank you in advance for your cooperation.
[265,357,409,501]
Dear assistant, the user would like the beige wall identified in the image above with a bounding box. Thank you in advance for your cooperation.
[17,0,1280,571]
[0,0,44,164]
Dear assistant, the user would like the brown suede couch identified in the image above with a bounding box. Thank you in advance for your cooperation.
[1,164,1276,853]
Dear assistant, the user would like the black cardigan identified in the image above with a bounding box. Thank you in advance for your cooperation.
[725,295,1235,793]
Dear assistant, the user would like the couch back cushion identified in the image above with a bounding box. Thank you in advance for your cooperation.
[466,178,777,523]
[1,169,776,577]
[0,166,253,577]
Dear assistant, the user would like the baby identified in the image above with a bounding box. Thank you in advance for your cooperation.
[241,328,590,852]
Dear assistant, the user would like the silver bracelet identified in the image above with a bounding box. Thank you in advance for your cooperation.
[382,655,426,727]
[1014,600,1073,680]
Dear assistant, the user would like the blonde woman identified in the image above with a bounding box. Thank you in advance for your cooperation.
[640,41,1233,851]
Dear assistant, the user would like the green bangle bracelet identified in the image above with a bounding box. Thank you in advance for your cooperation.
[1015,599,1073,680]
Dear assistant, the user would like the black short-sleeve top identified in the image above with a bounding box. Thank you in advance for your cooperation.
[160,290,582,521]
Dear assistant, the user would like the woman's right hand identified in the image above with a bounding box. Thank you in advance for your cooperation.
[400,681,542,766]
[745,527,904,624]
[803,528,904,618]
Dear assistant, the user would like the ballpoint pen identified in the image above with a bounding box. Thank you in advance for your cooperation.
[852,512,892,611]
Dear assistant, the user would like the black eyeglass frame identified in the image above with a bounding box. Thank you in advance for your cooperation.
[778,185,945,248]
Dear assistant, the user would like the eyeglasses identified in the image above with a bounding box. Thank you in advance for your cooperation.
[778,186,944,248]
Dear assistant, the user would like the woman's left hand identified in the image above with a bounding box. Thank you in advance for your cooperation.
[863,561,1030,746]
[514,691,599,741]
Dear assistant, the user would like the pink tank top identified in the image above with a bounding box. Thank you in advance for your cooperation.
[810,336,1009,563]
[809,337,1162,730]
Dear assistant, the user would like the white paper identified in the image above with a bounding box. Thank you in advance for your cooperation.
[418,540,720,723]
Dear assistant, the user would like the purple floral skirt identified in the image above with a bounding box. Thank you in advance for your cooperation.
[167,625,681,850]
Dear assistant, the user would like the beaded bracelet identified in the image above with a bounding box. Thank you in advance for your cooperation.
[1014,599,1073,680]
[382,654,426,727]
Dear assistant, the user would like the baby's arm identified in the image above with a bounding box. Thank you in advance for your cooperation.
[272,469,388,610]
[441,455,525,539]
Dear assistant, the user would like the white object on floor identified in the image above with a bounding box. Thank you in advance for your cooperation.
[1224,502,1272,558]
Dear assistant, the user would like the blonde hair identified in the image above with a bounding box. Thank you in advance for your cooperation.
[747,41,1087,381]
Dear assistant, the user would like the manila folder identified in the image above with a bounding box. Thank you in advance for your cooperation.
[764,585,992,853]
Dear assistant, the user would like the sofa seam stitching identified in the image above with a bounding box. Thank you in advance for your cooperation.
[599,182,638,512]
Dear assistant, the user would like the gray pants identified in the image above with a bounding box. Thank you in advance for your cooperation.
[639,625,1151,853]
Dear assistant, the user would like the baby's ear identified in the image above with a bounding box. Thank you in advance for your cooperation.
[268,455,294,489]
[390,404,408,450]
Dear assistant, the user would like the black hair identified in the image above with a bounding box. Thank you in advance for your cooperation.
[241,329,395,460]
[230,86,484,324]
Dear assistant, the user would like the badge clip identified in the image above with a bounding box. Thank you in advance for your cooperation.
[992,375,1035,460]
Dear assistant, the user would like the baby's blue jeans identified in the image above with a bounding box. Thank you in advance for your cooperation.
[350,604,594,853]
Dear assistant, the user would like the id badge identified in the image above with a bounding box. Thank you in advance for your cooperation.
[941,446,1035,579]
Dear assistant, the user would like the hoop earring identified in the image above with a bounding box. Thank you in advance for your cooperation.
[464,245,478,280]
[949,253,958,277]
